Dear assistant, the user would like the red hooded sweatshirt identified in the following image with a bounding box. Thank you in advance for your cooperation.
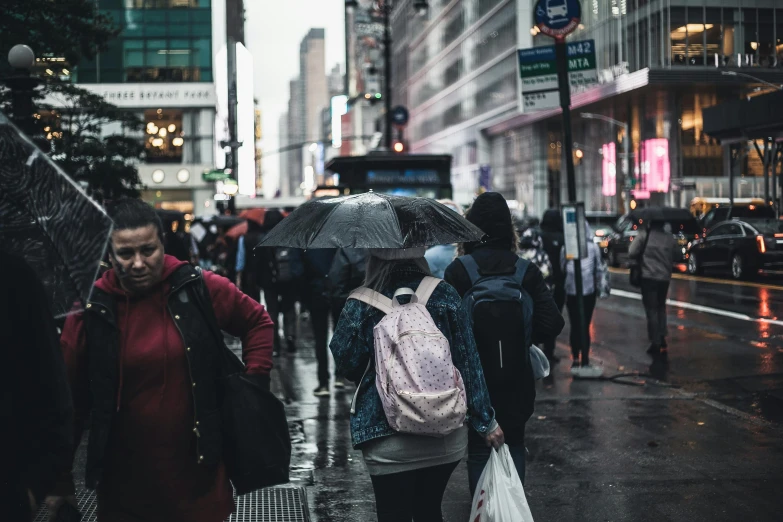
[59,256,274,522]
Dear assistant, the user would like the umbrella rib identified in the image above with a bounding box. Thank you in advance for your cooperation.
[382,194,404,248]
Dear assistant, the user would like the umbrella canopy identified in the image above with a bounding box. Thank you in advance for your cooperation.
[240,207,266,226]
[628,207,700,235]
[258,192,485,249]
[226,221,249,241]
[0,113,113,318]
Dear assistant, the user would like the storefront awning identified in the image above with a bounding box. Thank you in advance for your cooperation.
[703,90,783,143]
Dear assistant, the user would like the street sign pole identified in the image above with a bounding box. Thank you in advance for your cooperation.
[536,0,590,366]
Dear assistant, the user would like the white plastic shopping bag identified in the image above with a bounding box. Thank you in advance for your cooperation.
[468,445,534,522]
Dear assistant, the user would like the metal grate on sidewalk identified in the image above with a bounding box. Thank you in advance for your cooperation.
[34,487,310,522]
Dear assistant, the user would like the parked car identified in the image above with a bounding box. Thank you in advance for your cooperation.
[606,210,700,267]
[687,219,783,279]
[586,211,622,257]
[699,202,775,235]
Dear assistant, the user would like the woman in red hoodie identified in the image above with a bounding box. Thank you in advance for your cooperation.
[48,199,274,522]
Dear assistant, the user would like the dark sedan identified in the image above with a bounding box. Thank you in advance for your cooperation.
[687,219,783,279]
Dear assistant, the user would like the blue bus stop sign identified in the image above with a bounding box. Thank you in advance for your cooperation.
[391,106,409,127]
[534,0,581,41]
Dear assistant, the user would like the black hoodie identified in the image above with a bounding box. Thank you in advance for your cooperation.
[443,193,564,443]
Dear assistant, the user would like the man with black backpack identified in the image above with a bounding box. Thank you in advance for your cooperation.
[444,192,565,495]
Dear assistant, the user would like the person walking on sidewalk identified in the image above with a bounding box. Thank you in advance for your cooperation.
[303,247,338,397]
[328,247,368,390]
[330,248,505,522]
[256,210,302,356]
[235,217,266,303]
[49,199,275,522]
[518,227,555,289]
[540,209,566,363]
[1,252,74,522]
[629,221,679,355]
[444,192,564,495]
[561,221,608,378]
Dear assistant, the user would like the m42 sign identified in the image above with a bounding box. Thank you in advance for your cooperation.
[534,0,582,40]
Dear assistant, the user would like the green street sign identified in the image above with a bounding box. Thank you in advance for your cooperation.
[202,169,230,182]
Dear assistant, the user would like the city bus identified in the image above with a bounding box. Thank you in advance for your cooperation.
[314,153,453,199]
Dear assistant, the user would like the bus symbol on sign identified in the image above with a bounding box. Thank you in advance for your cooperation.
[534,0,581,40]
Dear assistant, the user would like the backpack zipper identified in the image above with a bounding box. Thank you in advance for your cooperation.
[396,330,444,341]
[499,340,503,369]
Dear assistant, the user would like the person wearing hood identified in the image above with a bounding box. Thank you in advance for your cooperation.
[518,227,554,288]
[48,199,275,522]
[444,192,564,495]
[560,220,608,378]
[539,209,567,362]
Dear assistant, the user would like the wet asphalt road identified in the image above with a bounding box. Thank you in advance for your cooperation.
[278,272,783,521]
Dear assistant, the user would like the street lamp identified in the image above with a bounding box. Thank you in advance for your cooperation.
[347,1,428,150]
[4,44,41,137]
[720,70,783,91]
[581,112,630,212]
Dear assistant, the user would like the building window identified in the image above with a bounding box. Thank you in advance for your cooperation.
[145,109,184,163]
[125,0,209,8]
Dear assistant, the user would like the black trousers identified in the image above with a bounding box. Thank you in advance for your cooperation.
[544,281,566,358]
[566,293,597,363]
[369,460,460,522]
[310,298,341,387]
[640,278,670,347]
[265,284,297,351]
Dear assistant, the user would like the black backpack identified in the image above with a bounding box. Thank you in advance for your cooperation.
[273,247,304,283]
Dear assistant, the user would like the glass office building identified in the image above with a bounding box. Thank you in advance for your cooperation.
[60,0,221,215]
[400,0,783,212]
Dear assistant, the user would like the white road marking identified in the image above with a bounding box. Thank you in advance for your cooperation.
[610,289,783,328]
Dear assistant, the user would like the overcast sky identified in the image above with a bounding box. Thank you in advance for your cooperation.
[244,0,346,196]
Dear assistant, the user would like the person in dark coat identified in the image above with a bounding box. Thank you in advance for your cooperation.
[303,248,338,397]
[47,199,275,522]
[539,209,566,362]
[444,192,564,495]
[0,252,74,522]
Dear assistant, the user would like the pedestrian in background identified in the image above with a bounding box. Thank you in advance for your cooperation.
[331,247,504,522]
[424,199,462,278]
[235,217,266,303]
[445,192,564,495]
[256,210,302,356]
[561,222,607,378]
[303,248,338,396]
[518,227,554,289]
[540,209,566,362]
[49,199,274,522]
[1,252,74,522]
[629,221,679,355]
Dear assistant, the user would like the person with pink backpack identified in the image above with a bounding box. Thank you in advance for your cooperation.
[330,247,505,522]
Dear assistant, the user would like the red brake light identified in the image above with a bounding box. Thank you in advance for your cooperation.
[757,235,766,254]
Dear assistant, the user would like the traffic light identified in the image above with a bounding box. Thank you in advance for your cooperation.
[392,140,406,154]
[367,92,382,105]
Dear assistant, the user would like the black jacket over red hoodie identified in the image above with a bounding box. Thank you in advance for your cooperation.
[58,256,274,522]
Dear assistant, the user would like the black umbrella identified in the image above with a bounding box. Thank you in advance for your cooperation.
[257,192,485,249]
[0,113,113,318]
[628,207,699,234]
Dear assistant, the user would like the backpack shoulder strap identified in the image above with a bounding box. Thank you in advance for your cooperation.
[348,287,394,315]
[513,257,530,285]
[456,255,482,285]
[414,276,441,307]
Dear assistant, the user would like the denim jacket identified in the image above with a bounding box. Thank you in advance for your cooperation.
[329,265,496,447]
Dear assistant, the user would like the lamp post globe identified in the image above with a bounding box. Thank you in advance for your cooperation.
[8,44,35,70]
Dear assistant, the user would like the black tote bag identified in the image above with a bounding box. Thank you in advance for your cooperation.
[193,270,291,494]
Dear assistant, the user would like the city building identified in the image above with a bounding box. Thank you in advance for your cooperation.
[54,0,228,216]
[282,78,304,197]
[398,0,783,213]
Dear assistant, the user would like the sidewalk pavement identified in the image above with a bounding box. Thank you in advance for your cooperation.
[280,314,783,521]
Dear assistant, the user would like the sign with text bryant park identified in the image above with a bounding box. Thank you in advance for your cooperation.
[46,83,217,108]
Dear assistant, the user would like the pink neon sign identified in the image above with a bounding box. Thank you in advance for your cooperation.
[641,138,670,193]
[601,142,616,196]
